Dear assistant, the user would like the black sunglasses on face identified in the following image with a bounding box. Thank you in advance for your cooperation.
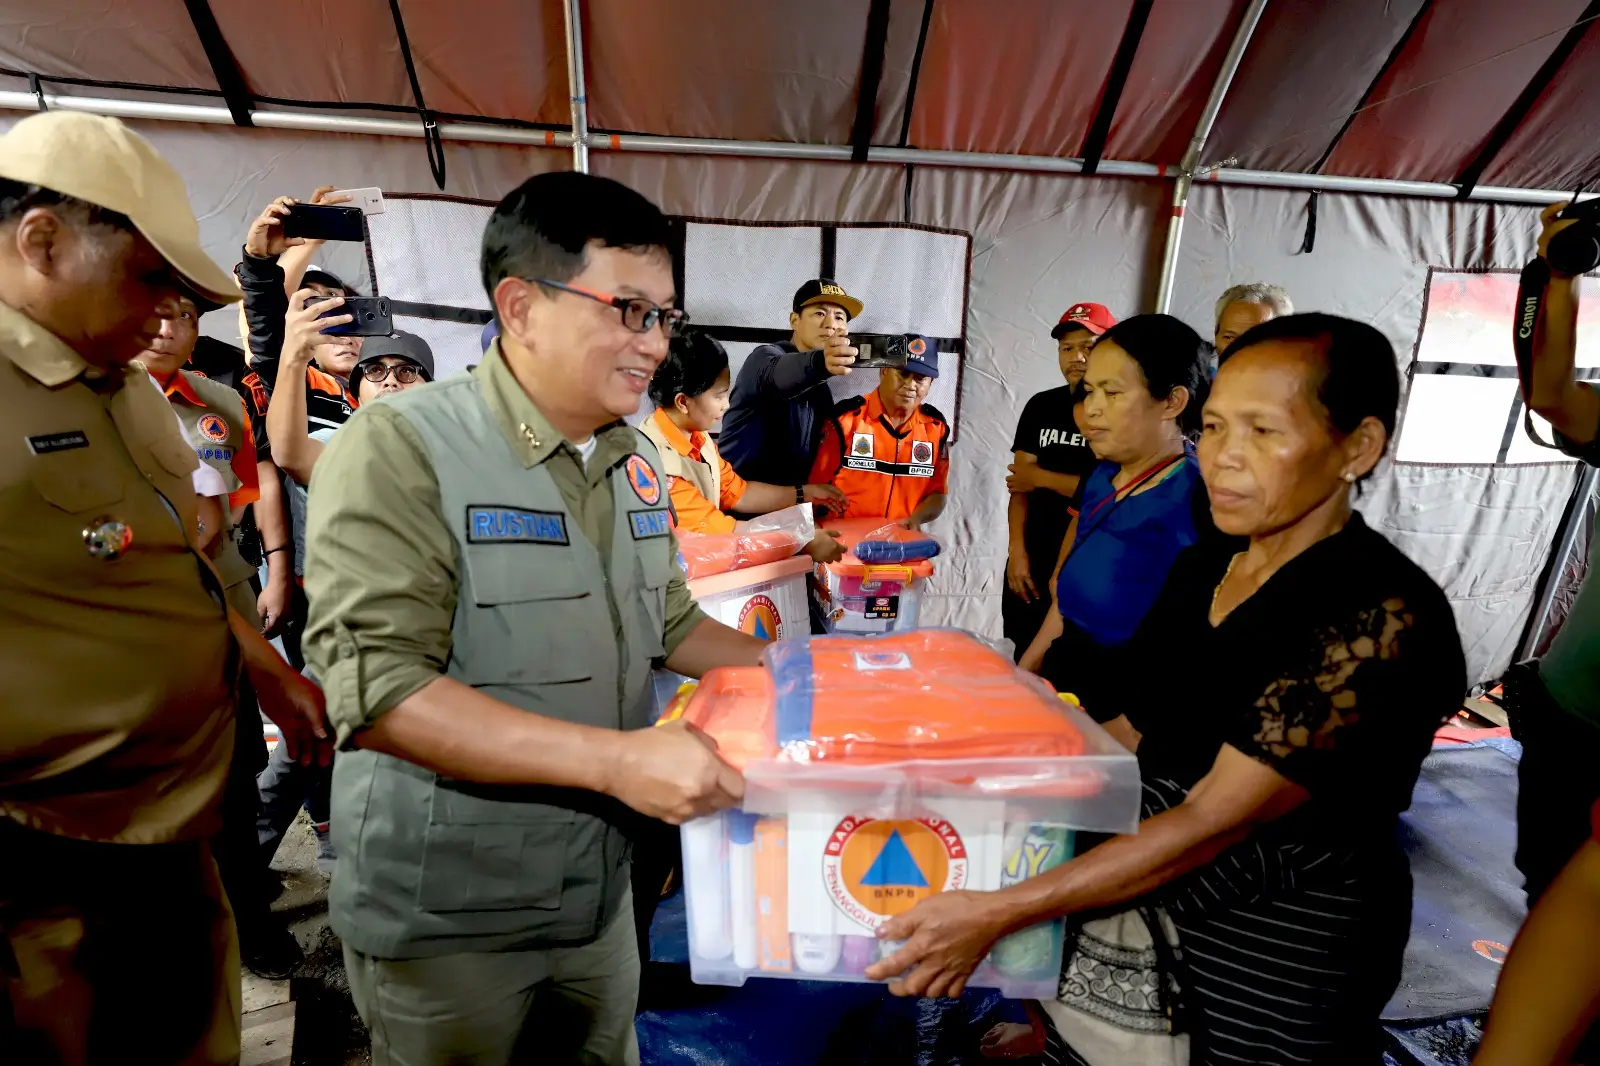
[358,363,424,385]
[528,277,689,337]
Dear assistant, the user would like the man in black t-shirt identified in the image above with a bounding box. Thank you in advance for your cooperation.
[1002,302,1116,658]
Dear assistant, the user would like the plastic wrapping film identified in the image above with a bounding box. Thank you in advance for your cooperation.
[673,629,1139,997]
[675,504,816,580]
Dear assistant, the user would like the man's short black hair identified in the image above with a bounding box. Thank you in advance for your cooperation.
[649,330,729,409]
[0,179,132,232]
[1224,312,1401,460]
[480,171,671,318]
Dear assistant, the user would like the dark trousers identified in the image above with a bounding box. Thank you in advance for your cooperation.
[1001,581,1054,663]
[1503,661,1600,905]
[0,822,240,1065]
[628,820,682,965]
[211,678,275,936]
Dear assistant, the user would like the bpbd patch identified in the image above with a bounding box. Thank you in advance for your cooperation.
[467,506,569,545]
[629,508,671,540]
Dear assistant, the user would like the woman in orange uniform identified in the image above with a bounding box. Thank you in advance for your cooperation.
[642,331,845,562]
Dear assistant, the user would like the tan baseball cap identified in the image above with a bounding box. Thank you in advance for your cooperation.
[0,111,239,307]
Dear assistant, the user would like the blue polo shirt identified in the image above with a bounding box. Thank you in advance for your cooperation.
[1057,456,1203,648]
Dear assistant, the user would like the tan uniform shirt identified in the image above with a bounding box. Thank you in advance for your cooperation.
[0,303,235,844]
[303,346,708,745]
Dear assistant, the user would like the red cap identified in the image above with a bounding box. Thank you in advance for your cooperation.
[1051,302,1116,339]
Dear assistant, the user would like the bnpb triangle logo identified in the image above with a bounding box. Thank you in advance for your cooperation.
[625,454,661,505]
[736,594,781,642]
[823,815,968,929]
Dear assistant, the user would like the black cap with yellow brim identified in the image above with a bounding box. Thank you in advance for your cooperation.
[792,278,864,320]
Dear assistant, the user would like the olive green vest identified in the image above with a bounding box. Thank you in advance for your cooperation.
[329,374,677,959]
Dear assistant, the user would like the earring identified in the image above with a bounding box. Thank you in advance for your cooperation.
[1342,472,1357,483]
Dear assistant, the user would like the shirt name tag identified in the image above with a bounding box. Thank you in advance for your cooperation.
[27,430,89,455]
[629,508,672,540]
[467,506,570,545]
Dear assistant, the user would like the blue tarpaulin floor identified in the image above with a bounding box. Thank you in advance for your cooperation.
[636,738,1523,1066]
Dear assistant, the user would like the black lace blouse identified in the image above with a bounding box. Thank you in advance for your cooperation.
[1080,512,1467,834]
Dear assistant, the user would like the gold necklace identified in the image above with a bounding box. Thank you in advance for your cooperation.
[1210,552,1244,620]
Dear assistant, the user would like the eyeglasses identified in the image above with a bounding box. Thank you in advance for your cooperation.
[528,277,689,337]
[357,363,424,385]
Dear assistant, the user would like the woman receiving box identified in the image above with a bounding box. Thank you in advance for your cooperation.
[867,314,1467,1066]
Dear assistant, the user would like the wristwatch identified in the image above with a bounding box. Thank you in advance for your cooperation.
[795,485,805,505]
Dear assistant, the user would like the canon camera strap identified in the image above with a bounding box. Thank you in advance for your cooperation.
[1513,255,1562,450]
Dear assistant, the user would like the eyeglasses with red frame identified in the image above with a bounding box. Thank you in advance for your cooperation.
[528,277,689,337]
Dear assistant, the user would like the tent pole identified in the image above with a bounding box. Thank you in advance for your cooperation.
[561,0,590,173]
[0,90,1577,207]
[1153,0,1269,313]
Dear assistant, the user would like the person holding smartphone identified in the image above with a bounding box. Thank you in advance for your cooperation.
[717,278,863,487]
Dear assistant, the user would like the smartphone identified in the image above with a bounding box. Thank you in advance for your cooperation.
[282,202,366,242]
[851,332,910,370]
[316,296,393,337]
[331,187,386,215]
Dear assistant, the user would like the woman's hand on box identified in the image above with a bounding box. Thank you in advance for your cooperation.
[864,890,1012,999]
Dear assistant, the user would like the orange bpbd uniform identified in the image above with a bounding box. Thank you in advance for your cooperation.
[810,390,950,521]
[641,406,748,534]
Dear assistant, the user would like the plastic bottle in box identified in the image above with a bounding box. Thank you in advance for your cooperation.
[672,629,1142,997]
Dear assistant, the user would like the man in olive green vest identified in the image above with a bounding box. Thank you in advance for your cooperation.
[303,171,769,1066]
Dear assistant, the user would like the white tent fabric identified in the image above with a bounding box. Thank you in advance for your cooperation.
[0,110,1583,686]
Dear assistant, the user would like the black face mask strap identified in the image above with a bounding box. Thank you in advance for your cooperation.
[1514,255,1562,450]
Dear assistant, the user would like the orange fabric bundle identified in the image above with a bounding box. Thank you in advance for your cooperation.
[676,529,802,580]
[681,630,1086,771]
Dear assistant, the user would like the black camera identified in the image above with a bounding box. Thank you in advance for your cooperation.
[1546,196,1600,277]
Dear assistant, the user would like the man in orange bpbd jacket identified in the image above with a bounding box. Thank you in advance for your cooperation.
[809,334,950,530]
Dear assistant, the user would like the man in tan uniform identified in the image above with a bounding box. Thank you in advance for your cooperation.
[0,111,329,1065]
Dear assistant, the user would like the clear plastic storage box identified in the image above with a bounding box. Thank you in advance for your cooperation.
[670,629,1141,999]
[811,519,939,635]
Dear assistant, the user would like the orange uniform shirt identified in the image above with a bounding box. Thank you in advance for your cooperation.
[648,407,749,534]
[810,390,950,521]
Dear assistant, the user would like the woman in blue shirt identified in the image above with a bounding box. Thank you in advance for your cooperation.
[1018,314,1212,709]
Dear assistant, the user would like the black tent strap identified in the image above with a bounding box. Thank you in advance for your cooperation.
[850,0,893,163]
[692,325,965,355]
[1311,0,1432,175]
[1079,0,1153,175]
[1298,190,1319,254]
[1495,393,1525,464]
[1455,0,1600,198]
[27,73,45,112]
[385,0,446,190]
[390,300,491,326]
[180,0,253,127]
[820,227,838,278]
[897,0,936,148]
